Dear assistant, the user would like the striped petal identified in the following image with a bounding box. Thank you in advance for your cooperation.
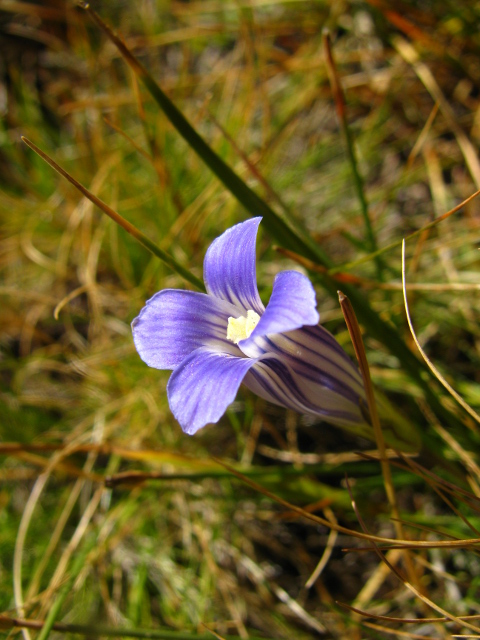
[203,217,265,314]
[167,347,257,435]
[244,325,365,400]
[242,321,367,426]
[132,290,241,370]
[244,354,366,428]
[239,270,319,350]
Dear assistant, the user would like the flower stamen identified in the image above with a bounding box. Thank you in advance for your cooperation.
[227,309,260,344]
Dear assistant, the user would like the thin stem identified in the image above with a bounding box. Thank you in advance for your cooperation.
[35,542,92,640]
[21,137,204,291]
[329,187,480,274]
[323,31,381,278]
[338,291,418,586]
[0,615,269,640]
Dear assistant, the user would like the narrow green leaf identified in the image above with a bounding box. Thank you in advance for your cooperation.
[81,4,332,268]
[4,616,272,640]
[330,187,480,274]
[35,539,94,640]
[323,31,382,280]
[21,137,204,291]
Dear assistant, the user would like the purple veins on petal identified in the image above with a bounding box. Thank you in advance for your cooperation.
[131,290,241,370]
[272,329,365,397]
[244,356,364,427]
[203,217,265,315]
[167,347,258,435]
[256,335,363,404]
[132,216,368,435]
[238,269,319,352]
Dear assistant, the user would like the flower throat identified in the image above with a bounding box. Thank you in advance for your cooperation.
[226,310,260,344]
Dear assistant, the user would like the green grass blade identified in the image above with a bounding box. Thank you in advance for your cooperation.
[82,4,332,268]
[323,31,382,279]
[35,539,94,640]
[21,137,204,291]
[1,616,272,640]
[329,187,480,274]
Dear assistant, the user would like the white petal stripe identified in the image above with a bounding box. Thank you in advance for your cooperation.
[244,357,365,427]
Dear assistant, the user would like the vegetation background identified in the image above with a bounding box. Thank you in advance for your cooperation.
[1,0,480,638]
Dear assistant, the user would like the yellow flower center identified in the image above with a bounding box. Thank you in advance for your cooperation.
[226,309,260,344]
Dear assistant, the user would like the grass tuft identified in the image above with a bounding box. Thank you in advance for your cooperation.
[2,1,480,638]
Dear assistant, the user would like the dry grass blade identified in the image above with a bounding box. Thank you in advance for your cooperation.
[53,285,89,320]
[401,454,480,515]
[365,0,441,50]
[20,137,203,289]
[394,36,480,188]
[398,455,480,537]
[0,0,66,20]
[304,507,338,588]
[433,424,480,495]
[401,239,480,426]
[338,602,480,624]
[13,474,47,640]
[276,248,480,290]
[338,291,417,582]
[352,549,403,608]
[200,622,227,640]
[342,479,480,635]
[322,31,377,260]
[362,621,446,639]
[257,446,411,465]
[332,188,480,274]
[407,102,440,170]
[210,458,480,549]
[208,112,292,220]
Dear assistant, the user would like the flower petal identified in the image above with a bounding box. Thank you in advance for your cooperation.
[203,217,264,314]
[244,354,366,428]
[289,324,364,387]
[243,325,365,402]
[167,347,257,435]
[132,290,241,370]
[239,270,319,350]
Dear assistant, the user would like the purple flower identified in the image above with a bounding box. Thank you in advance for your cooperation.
[132,218,368,435]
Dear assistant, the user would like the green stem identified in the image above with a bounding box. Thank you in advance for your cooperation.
[81,3,332,268]
[21,137,204,291]
[322,31,382,279]
[3,616,271,640]
[35,542,93,640]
